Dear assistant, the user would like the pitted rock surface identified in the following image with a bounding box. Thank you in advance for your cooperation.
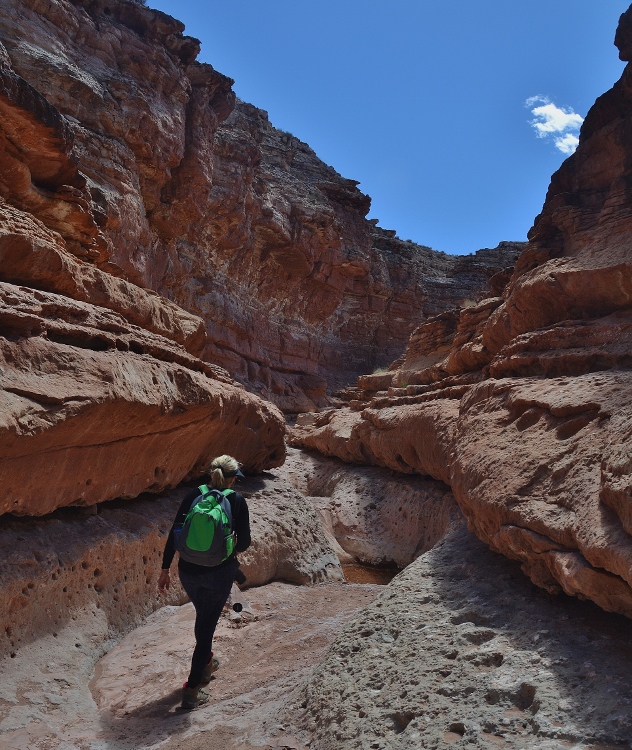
[298,523,632,749]
[0,471,341,659]
[279,446,459,568]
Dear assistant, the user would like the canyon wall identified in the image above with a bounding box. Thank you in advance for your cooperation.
[0,38,285,519]
[0,0,513,660]
[292,7,632,619]
[0,0,522,413]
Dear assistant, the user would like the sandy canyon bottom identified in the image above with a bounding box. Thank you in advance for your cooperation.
[1,454,632,750]
[2,530,632,750]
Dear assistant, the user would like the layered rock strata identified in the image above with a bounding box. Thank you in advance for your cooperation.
[292,8,632,618]
[0,0,522,412]
[0,43,285,517]
[0,475,342,659]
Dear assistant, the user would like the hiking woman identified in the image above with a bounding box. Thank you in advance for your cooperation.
[158,455,251,709]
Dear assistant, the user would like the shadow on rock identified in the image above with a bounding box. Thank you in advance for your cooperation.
[97,687,193,749]
[300,522,632,749]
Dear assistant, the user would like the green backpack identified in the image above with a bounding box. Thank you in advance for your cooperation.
[176,485,236,567]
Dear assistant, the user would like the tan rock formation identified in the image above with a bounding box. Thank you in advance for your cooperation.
[280,447,459,568]
[232,472,344,586]
[300,523,632,748]
[292,7,632,618]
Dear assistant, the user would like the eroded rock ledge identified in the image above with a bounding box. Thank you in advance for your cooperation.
[291,6,632,619]
[0,37,286,518]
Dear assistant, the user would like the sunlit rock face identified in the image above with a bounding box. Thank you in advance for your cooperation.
[292,5,632,618]
[0,0,522,412]
[0,27,286,517]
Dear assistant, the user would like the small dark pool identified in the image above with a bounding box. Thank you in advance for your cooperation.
[342,563,400,585]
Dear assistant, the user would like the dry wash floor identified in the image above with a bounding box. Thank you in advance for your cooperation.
[0,580,381,750]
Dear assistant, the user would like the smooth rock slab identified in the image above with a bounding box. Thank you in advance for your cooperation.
[0,581,382,750]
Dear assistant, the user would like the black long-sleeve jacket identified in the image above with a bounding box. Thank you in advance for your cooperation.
[161,486,251,574]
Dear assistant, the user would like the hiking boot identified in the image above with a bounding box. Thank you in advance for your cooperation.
[200,656,220,685]
[181,682,210,710]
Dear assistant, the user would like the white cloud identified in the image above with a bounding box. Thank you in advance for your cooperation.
[554,133,580,155]
[525,95,584,155]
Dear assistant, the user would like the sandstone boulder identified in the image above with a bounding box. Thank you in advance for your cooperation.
[235,471,343,586]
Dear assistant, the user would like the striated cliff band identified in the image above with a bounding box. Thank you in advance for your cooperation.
[0,0,522,414]
[292,5,632,621]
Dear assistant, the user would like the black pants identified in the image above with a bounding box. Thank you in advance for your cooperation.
[178,558,236,687]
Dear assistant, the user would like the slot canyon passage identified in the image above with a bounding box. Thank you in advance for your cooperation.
[1,0,632,748]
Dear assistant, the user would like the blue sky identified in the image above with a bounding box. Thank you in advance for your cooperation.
[149,1,630,255]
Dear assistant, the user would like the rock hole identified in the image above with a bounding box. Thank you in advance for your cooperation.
[462,628,496,645]
[514,407,543,431]
[555,413,595,440]
[129,341,144,355]
[444,722,466,743]
[450,611,487,626]
[515,683,536,709]
[390,710,415,734]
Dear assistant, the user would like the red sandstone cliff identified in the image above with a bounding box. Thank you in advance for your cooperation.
[0,31,285,517]
[0,0,521,413]
[292,7,632,618]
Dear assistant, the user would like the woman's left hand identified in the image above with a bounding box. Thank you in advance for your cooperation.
[158,569,170,592]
